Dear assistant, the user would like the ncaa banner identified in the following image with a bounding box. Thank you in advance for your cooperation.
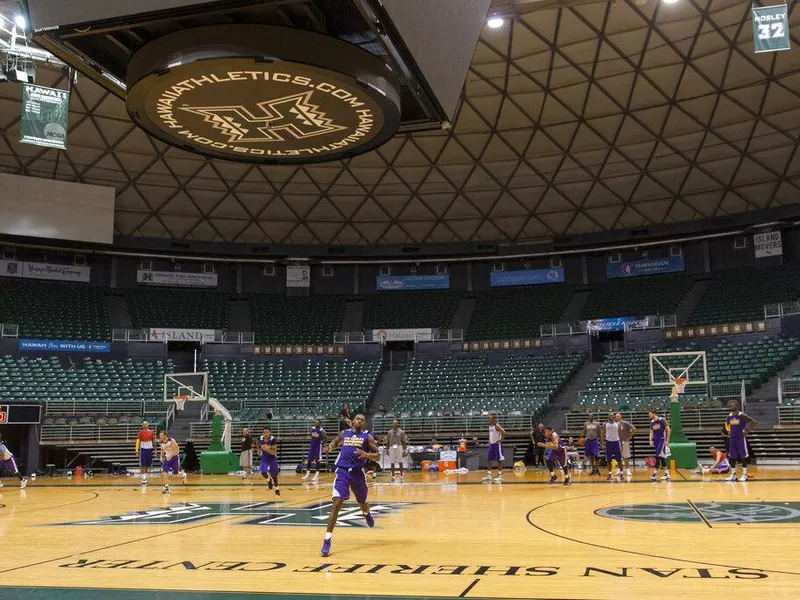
[753,230,782,258]
[148,328,216,343]
[585,317,648,332]
[0,259,91,283]
[286,265,310,288]
[20,84,70,150]
[137,270,218,288]
[606,256,685,279]
[376,274,450,291]
[19,339,110,353]
[490,267,564,287]
[373,328,434,342]
[752,4,790,53]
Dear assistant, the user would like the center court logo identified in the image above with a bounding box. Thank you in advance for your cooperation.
[597,502,800,524]
[49,501,418,527]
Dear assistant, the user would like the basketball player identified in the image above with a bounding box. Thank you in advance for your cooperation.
[601,413,623,482]
[320,414,379,557]
[386,419,408,483]
[302,420,325,481]
[240,426,255,479]
[158,430,187,494]
[615,412,637,479]
[259,426,281,496]
[0,440,26,489]
[484,414,507,483]
[582,414,600,475]
[725,402,756,482]
[537,426,571,486]
[135,420,154,485]
[648,410,671,481]
[701,446,730,475]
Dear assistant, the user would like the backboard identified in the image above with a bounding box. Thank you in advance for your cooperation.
[649,351,708,387]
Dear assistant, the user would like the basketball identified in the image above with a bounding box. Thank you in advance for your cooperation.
[578,438,586,446]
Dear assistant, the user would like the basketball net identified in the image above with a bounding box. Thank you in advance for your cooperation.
[670,377,687,401]
[172,395,188,411]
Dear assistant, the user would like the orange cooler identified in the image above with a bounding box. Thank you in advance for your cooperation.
[438,460,456,471]
[421,460,433,472]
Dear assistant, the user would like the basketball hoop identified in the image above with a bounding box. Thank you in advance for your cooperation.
[670,377,687,399]
[172,395,189,411]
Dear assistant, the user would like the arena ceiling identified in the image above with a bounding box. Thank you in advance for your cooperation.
[0,0,799,246]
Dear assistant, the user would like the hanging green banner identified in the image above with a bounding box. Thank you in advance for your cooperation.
[20,83,70,150]
[752,4,791,53]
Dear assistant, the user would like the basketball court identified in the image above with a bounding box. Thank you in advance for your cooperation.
[1,468,798,599]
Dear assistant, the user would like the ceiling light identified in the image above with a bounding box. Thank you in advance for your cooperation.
[487,17,504,29]
[661,0,679,5]
[14,14,26,30]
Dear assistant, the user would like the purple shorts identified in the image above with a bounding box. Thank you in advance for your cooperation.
[161,455,180,475]
[140,448,153,468]
[605,440,622,465]
[487,443,504,463]
[0,457,18,475]
[261,456,279,479]
[306,446,321,464]
[728,438,749,461]
[332,467,368,503]
[584,438,599,458]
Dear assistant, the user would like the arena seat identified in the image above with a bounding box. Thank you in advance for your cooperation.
[362,291,459,331]
[250,295,345,344]
[580,273,692,320]
[126,289,229,329]
[687,266,800,325]
[0,356,174,404]
[395,353,585,416]
[0,280,111,341]
[202,358,381,417]
[466,285,573,340]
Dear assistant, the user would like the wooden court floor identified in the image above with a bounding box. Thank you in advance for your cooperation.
[1,467,799,600]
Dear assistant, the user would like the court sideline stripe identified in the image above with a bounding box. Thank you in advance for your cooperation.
[459,578,480,597]
[686,499,712,528]
[0,492,331,575]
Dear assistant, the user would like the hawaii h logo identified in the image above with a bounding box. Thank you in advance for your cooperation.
[50,501,418,527]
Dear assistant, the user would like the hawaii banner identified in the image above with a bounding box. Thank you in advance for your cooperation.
[606,256,685,279]
[19,339,110,353]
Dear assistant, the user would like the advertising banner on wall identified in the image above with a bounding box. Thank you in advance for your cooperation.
[148,328,216,343]
[20,83,70,150]
[0,259,91,282]
[490,267,564,287]
[753,230,782,258]
[373,328,434,342]
[584,317,648,332]
[606,256,685,279]
[376,274,450,291]
[19,339,110,353]
[137,270,218,288]
[286,265,311,288]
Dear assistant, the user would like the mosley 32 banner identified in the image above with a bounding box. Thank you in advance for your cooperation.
[20,84,70,150]
[0,259,91,283]
[606,256,685,279]
[19,339,110,353]
[752,4,790,53]
[490,267,564,287]
[137,270,218,288]
[376,274,450,291]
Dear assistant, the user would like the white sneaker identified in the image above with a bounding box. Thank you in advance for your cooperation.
[725,473,738,482]
[302,473,310,480]
[626,469,632,478]
[741,473,749,482]
[19,479,26,489]
[181,471,187,484]
[162,486,170,494]
[0,481,4,488]
[312,473,319,481]
[482,473,493,481]
[493,475,503,483]
[660,474,671,481]
[389,477,396,484]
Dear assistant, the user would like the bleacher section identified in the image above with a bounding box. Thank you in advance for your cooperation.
[250,295,345,344]
[580,274,691,320]
[687,266,800,325]
[0,280,110,341]
[362,292,458,331]
[202,358,381,418]
[576,338,800,411]
[394,353,585,418]
[466,285,573,340]
[126,289,229,329]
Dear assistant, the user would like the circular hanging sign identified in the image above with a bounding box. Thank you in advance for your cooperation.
[126,26,401,164]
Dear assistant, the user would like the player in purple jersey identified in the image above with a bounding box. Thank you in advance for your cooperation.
[259,426,281,496]
[648,410,671,482]
[302,420,325,482]
[158,431,187,494]
[724,402,756,482]
[0,442,26,489]
[319,414,380,557]
[538,426,571,486]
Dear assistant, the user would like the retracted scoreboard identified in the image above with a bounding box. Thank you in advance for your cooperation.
[0,405,42,425]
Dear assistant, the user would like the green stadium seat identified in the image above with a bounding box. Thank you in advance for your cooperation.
[467,286,573,340]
